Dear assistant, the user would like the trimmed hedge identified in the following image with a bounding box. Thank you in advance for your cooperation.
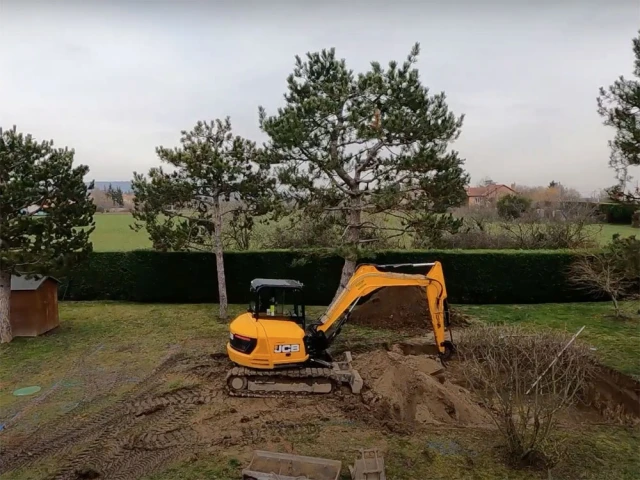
[58,250,599,305]
[598,203,638,225]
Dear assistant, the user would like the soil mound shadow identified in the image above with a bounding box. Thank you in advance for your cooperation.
[349,286,471,331]
[353,350,491,427]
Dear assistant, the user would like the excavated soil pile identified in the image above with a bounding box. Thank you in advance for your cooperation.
[353,350,491,427]
[349,286,472,331]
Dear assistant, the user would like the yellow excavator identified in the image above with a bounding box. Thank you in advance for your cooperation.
[226,262,455,396]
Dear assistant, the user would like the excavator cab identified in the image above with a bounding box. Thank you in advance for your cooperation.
[248,278,306,327]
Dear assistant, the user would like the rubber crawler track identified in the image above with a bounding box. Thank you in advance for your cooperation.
[225,366,353,398]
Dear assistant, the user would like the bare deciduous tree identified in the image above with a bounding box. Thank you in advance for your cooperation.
[569,254,635,316]
[569,235,640,317]
[458,326,595,467]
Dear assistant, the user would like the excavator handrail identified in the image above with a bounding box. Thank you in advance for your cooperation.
[374,262,436,268]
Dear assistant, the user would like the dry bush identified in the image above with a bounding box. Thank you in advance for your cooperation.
[438,207,515,249]
[569,235,640,317]
[260,211,403,250]
[458,326,596,468]
[569,254,637,317]
[260,215,342,249]
[452,206,501,231]
[435,229,517,249]
[499,202,600,249]
[443,203,599,250]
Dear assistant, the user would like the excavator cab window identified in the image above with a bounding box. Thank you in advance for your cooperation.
[248,278,306,327]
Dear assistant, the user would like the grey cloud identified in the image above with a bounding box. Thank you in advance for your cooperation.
[0,0,638,194]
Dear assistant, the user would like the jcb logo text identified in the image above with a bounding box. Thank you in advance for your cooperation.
[274,344,300,354]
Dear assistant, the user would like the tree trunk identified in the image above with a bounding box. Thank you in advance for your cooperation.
[611,295,620,317]
[212,199,228,320]
[330,195,362,306]
[0,269,12,343]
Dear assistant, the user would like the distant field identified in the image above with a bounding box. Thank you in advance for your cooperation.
[90,213,639,252]
[92,214,152,251]
[597,223,638,243]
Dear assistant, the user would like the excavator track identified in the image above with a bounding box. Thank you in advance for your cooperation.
[226,352,363,398]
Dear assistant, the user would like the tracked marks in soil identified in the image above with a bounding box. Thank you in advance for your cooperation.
[0,352,228,479]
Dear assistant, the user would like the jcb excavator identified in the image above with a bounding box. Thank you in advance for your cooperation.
[226,262,454,397]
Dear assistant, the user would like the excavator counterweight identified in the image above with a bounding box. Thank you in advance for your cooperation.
[226,262,454,397]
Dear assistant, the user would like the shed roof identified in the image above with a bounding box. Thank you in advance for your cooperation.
[11,275,59,291]
[250,278,304,291]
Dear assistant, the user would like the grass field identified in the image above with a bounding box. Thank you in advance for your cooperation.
[597,223,638,243]
[1,301,638,479]
[90,213,639,252]
[91,214,152,251]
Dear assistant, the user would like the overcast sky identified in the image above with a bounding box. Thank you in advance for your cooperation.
[1,0,639,195]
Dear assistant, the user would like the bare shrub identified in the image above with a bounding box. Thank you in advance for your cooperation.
[441,203,600,250]
[458,326,595,468]
[435,229,517,249]
[569,254,636,316]
[500,202,600,249]
[261,211,403,250]
[260,213,341,250]
[435,207,513,249]
[569,235,640,317]
[453,206,500,231]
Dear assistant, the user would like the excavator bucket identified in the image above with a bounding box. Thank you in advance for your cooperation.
[242,450,342,480]
[348,449,386,480]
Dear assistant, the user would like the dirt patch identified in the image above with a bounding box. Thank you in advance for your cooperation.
[449,308,473,327]
[349,286,471,331]
[587,364,640,422]
[1,343,637,479]
[353,350,492,428]
[0,353,347,479]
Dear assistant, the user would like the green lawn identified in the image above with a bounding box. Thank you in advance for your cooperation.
[92,213,152,251]
[597,223,639,244]
[1,302,637,479]
[90,213,638,251]
[458,302,640,377]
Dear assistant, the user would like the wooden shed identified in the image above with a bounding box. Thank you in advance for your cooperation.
[10,275,60,337]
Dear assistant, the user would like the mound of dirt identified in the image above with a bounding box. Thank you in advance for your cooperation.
[353,350,491,427]
[349,286,472,331]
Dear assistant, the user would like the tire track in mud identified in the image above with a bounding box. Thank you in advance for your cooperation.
[0,351,360,479]
[0,352,229,478]
[49,405,200,480]
[0,352,180,469]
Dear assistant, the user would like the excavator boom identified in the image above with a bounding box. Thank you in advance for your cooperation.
[315,262,450,356]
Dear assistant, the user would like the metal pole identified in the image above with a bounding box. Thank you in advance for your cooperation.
[525,325,586,395]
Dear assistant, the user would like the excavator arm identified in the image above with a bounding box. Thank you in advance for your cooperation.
[308,262,454,357]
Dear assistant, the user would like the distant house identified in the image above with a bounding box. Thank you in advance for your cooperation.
[465,184,517,207]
